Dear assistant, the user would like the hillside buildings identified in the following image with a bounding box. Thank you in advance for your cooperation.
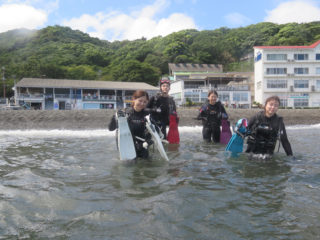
[254,40,320,107]
[14,78,158,110]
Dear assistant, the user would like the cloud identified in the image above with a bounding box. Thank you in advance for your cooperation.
[62,0,197,41]
[264,0,320,24]
[224,12,251,27]
[0,3,47,32]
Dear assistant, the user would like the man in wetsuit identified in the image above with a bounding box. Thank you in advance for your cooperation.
[147,78,177,139]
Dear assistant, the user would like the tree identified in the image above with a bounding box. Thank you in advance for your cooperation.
[111,60,160,85]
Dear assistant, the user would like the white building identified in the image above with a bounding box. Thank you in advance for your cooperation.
[14,78,158,110]
[168,63,252,108]
[254,40,320,108]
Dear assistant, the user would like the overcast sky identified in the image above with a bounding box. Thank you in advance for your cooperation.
[0,0,319,41]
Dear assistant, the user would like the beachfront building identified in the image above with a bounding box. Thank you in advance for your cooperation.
[168,63,253,108]
[254,40,320,108]
[14,78,158,110]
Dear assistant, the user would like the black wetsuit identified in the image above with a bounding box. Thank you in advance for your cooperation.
[197,101,227,143]
[246,111,293,156]
[147,93,176,139]
[108,108,153,159]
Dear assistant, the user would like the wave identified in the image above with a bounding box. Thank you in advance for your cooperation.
[0,123,318,138]
[286,123,320,130]
[0,129,113,138]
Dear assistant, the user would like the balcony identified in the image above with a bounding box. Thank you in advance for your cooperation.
[18,93,44,99]
[55,94,70,99]
[83,95,116,101]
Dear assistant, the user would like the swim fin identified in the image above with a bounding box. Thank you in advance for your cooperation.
[225,118,247,154]
[220,119,232,145]
[167,113,180,144]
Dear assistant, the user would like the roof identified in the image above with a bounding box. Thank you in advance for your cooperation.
[168,63,223,73]
[16,78,159,91]
[254,40,320,49]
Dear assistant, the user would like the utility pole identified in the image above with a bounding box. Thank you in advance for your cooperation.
[2,66,5,99]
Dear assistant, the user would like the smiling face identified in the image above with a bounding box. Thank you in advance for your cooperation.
[208,92,218,105]
[265,99,279,117]
[133,96,148,112]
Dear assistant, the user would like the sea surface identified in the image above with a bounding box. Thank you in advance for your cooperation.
[0,125,319,239]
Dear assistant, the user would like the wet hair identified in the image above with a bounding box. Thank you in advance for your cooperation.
[131,90,149,107]
[264,95,280,111]
[208,90,218,97]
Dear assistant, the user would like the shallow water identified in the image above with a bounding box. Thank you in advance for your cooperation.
[0,125,319,239]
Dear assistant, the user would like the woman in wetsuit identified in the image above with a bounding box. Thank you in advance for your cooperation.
[147,78,177,139]
[197,90,228,143]
[108,90,153,159]
[246,95,293,156]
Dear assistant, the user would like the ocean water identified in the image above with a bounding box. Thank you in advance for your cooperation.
[0,125,319,239]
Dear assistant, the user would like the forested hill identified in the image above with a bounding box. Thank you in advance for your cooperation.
[0,22,320,96]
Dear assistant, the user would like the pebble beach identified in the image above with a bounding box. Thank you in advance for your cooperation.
[0,108,319,130]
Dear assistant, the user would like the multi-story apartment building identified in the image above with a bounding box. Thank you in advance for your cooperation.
[254,40,320,108]
[168,63,253,108]
[14,78,158,110]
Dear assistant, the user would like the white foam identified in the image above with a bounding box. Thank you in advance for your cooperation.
[286,123,320,130]
[0,123,318,138]
[0,129,114,138]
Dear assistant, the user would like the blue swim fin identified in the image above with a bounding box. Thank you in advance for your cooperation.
[225,118,248,154]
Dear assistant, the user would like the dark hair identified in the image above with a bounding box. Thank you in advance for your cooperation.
[208,90,218,97]
[264,95,280,110]
[131,90,149,106]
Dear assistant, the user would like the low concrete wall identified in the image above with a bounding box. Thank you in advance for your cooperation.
[0,108,319,130]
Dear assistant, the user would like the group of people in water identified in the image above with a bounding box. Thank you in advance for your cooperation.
[109,79,293,159]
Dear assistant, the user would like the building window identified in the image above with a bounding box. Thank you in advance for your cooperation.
[316,54,320,60]
[294,68,309,74]
[266,68,287,75]
[184,92,200,103]
[294,54,308,60]
[316,80,320,89]
[267,54,287,61]
[267,80,287,88]
[294,98,308,107]
[184,81,204,89]
[219,93,230,102]
[294,80,309,88]
[316,68,320,74]
[233,92,248,102]
[280,99,288,107]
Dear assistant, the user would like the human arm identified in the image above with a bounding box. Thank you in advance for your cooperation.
[220,103,228,119]
[279,120,293,156]
[108,115,117,131]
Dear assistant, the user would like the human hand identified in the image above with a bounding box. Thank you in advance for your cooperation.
[143,142,148,149]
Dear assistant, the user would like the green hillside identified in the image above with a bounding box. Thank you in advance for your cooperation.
[0,22,320,97]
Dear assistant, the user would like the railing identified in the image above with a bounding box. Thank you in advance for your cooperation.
[185,85,250,91]
[216,86,249,91]
[55,94,70,98]
[100,95,116,100]
[18,93,44,98]
[83,95,117,101]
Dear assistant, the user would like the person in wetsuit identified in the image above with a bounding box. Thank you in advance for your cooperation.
[147,78,177,139]
[108,90,153,159]
[246,95,293,156]
[197,90,228,143]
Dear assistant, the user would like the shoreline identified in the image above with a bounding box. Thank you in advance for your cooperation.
[0,108,319,130]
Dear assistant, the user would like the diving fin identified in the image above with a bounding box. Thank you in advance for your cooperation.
[225,118,248,154]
